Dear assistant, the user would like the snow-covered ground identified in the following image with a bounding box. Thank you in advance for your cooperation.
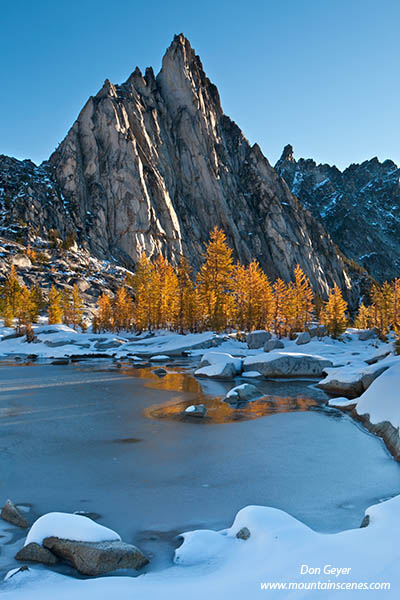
[1,325,400,598]
[3,496,399,599]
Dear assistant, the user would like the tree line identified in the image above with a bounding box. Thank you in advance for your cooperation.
[0,227,399,339]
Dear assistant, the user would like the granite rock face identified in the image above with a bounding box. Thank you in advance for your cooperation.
[276,144,400,282]
[45,35,352,300]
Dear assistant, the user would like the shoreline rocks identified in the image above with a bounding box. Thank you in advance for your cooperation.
[42,537,149,576]
[243,352,333,378]
[1,499,30,528]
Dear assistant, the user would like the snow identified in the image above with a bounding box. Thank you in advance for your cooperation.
[24,513,121,546]
[328,397,357,408]
[4,497,400,599]
[194,352,242,378]
[241,370,262,378]
[355,360,400,428]
[185,405,196,413]
[149,355,170,361]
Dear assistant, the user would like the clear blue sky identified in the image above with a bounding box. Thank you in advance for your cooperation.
[1,0,399,169]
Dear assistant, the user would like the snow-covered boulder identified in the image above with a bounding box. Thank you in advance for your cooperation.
[25,512,121,546]
[318,361,391,398]
[295,331,311,345]
[243,352,333,378]
[263,339,284,352]
[42,537,148,576]
[246,330,271,349]
[224,383,258,403]
[195,352,242,379]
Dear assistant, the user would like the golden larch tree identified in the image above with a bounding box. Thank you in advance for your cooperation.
[196,227,235,331]
[320,284,348,338]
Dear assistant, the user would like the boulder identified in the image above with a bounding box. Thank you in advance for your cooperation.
[15,542,58,565]
[43,537,149,576]
[264,339,284,352]
[195,352,242,379]
[153,368,167,377]
[224,383,258,403]
[246,330,271,349]
[184,404,207,417]
[318,363,390,398]
[11,254,32,268]
[95,340,125,350]
[51,358,70,365]
[358,328,379,341]
[296,332,311,345]
[243,352,333,378]
[1,499,29,528]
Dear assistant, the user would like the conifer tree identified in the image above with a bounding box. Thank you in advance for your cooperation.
[320,284,348,338]
[132,253,153,331]
[273,278,288,337]
[354,303,372,329]
[196,227,235,331]
[61,288,73,326]
[175,256,197,333]
[150,255,178,329]
[70,284,84,330]
[370,281,394,336]
[233,260,274,331]
[1,265,21,326]
[113,286,133,332]
[96,292,113,332]
[292,265,314,331]
[48,286,63,324]
[15,286,32,335]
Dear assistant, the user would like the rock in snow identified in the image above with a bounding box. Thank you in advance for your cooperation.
[224,383,258,403]
[1,499,29,529]
[243,352,333,378]
[295,331,311,345]
[246,330,271,349]
[42,537,148,576]
[195,352,242,379]
[263,339,284,352]
[15,543,58,565]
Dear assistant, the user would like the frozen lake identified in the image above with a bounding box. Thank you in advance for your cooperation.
[1,358,400,576]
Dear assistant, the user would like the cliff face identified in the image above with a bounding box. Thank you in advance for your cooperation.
[276,145,400,282]
[46,34,352,299]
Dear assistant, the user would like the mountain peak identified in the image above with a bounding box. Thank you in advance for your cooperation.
[279,144,295,162]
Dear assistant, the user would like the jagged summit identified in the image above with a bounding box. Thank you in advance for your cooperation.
[275,147,400,281]
[279,144,295,163]
[1,37,354,301]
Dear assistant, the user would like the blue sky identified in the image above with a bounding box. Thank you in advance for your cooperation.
[1,0,399,169]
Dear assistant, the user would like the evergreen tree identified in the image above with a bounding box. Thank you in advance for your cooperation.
[70,284,84,330]
[354,302,372,329]
[196,227,235,331]
[96,292,113,332]
[233,260,274,331]
[113,286,133,332]
[292,265,314,331]
[273,278,288,337]
[175,256,197,333]
[320,284,348,338]
[48,286,63,324]
[370,281,394,336]
[132,253,153,331]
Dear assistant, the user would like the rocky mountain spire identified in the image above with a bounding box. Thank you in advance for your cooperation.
[47,35,353,301]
